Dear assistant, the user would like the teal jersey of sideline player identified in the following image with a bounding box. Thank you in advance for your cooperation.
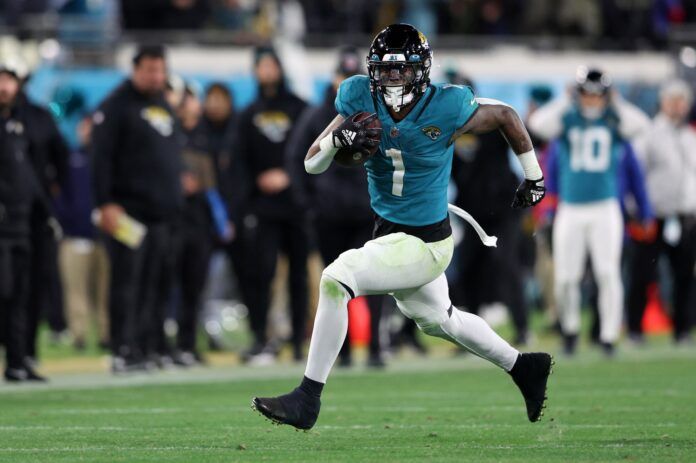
[335,75,479,226]
[555,107,625,204]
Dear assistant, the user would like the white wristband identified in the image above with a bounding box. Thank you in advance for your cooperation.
[305,134,338,175]
[517,150,543,181]
[319,134,338,151]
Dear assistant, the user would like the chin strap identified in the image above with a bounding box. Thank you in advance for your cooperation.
[383,86,414,112]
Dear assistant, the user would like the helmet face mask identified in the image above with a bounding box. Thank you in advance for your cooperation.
[367,24,432,112]
[575,66,611,119]
[371,63,419,88]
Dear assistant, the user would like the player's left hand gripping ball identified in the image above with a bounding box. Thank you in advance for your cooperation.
[512,177,546,208]
[333,112,382,167]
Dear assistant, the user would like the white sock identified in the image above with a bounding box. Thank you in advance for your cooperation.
[439,308,519,371]
[304,276,350,383]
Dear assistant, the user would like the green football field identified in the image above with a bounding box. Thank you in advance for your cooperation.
[1,344,695,463]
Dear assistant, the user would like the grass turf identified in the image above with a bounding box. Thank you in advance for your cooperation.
[0,347,695,462]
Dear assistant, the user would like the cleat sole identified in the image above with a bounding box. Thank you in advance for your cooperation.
[251,398,285,428]
[534,355,553,423]
[250,397,314,431]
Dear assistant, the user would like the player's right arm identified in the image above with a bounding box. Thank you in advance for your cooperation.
[304,113,380,175]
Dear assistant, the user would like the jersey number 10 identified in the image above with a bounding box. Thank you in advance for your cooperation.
[568,127,611,172]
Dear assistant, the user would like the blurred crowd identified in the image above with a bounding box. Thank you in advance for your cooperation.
[1,42,696,384]
[1,0,696,49]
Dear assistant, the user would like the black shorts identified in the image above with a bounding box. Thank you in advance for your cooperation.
[372,213,452,243]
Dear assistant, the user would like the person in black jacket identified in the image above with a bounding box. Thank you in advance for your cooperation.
[286,47,386,367]
[194,83,238,205]
[170,81,233,365]
[91,45,184,372]
[233,46,308,363]
[16,85,70,362]
[449,73,529,345]
[0,64,47,382]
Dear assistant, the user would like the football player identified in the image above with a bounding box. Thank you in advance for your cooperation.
[252,24,552,430]
[528,67,652,356]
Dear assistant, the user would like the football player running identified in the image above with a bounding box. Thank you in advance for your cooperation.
[528,67,652,356]
[252,24,552,430]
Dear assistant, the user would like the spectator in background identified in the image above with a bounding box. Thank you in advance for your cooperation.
[197,83,237,204]
[211,0,255,30]
[16,75,70,364]
[54,115,109,351]
[120,0,211,30]
[286,47,386,368]
[630,79,696,345]
[191,84,249,343]
[448,71,530,345]
[0,0,56,27]
[233,46,308,364]
[172,82,232,366]
[525,85,557,329]
[651,0,686,47]
[91,45,184,372]
[478,0,518,35]
[0,63,47,382]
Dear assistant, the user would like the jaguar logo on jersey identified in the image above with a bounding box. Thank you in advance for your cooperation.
[141,106,173,137]
[422,126,442,141]
[253,111,292,143]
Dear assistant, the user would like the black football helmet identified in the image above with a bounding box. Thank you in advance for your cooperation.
[576,66,612,96]
[367,23,432,112]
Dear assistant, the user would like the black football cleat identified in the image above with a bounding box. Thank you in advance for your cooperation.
[509,352,553,423]
[3,367,47,383]
[367,353,386,369]
[4,368,28,382]
[600,342,616,358]
[24,367,47,382]
[252,387,321,430]
[563,334,578,356]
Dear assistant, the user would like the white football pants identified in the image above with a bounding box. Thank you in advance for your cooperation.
[305,232,519,383]
[553,199,624,343]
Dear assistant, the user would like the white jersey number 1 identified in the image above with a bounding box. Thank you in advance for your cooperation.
[386,148,405,196]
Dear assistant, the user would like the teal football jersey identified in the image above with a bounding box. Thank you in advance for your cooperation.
[335,75,478,226]
[556,107,625,204]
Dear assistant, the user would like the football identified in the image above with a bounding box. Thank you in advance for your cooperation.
[333,111,382,167]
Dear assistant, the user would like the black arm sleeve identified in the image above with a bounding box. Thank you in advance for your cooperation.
[90,101,121,207]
